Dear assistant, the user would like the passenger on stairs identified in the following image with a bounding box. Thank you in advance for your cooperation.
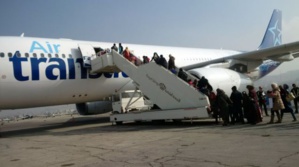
[197,76,208,90]
[130,54,136,64]
[111,43,118,52]
[168,54,175,70]
[178,68,188,82]
[168,54,176,74]
[151,52,160,63]
[158,55,168,69]
[135,56,142,66]
[143,56,150,64]
[197,76,213,95]
[188,79,194,87]
[192,80,198,89]
[118,43,123,54]
[170,68,177,74]
[123,47,131,61]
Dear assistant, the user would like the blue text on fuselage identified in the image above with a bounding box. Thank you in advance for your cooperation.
[30,41,60,53]
[9,54,128,81]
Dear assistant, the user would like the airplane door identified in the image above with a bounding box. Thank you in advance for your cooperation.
[78,44,96,68]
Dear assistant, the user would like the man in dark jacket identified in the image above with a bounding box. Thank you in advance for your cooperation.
[197,76,212,95]
[178,68,187,82]
[158,55,168,69]
[216,89,232,126]
[230,86,244,123]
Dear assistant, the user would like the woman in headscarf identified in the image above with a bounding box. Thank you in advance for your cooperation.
[267,83,284,123]
[123,47,131,61]
[246,85,263,124]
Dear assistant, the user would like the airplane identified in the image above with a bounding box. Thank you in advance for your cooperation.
[1,9,299,116]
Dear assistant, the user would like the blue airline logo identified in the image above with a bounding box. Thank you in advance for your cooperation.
[9,41,128,81]
[268,20,282,46]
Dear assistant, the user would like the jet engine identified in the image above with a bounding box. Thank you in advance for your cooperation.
[189,68,253,94]
[76,101,112,115]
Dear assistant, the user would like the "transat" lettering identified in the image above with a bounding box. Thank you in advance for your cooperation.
[9,40,128,81]
[9,55,128,81]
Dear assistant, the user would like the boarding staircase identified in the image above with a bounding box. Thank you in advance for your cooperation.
[90,50,209,111]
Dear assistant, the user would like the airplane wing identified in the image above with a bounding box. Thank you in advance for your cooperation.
[184,9,299,72]
[183,41,299,70]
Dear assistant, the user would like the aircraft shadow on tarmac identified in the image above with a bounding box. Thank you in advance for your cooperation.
[1,116,299,138]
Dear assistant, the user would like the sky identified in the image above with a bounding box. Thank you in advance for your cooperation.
[0,0,299,51]
[1,0,299,117]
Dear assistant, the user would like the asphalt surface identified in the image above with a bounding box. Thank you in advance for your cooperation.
[0,113,299,167]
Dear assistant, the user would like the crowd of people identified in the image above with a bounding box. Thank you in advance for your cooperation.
[109,43,177,73]
[109,43,217,110]
[207,83,299,126]
[97,45,182,81]
[108,43,299,126]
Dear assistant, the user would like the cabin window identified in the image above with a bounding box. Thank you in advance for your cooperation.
[48,54,52,58]
[33,53,37,58]
[68,54,72,58]
[25,53,29,58]
[8,52,13,58]
[0,52,4,58]
[62,54,66,58]
[55,54,59,58]
[40,53,45,58]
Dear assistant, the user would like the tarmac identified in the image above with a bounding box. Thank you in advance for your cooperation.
[0,113,299,167]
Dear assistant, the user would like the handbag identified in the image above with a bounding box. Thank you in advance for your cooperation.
[286,92,295,102]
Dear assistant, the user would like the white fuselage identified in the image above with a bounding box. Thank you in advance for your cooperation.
[0,36,239,109]
[1,36,299,110]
